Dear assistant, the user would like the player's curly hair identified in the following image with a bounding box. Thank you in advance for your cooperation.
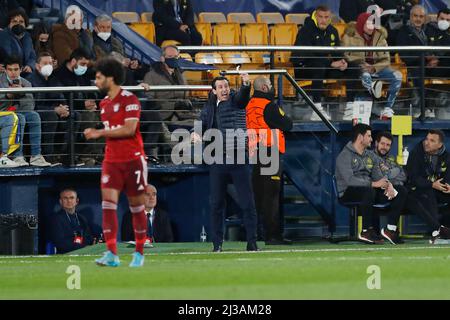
[95,57,126,85]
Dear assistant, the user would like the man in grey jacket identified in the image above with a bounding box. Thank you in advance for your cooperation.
[0,55,50,167]
[335,123,406,244]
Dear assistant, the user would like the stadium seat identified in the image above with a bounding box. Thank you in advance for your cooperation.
[195,52,223,64]
[256,12,285,25]
[227,12,256,24]
[212,23,241,45]
[285,13,309,26]
[221,52,251,64]
[141,12,153,23]
[270,23,298,64]
[198,12,227,24]
[112,12,140,24]
[241,23,270,64]
[161,40,181,47]
[195,22,213,45]
[333,22,347,39]
[129,22,156,43]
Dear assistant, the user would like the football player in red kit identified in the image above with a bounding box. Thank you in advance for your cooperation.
[84,58,148,267]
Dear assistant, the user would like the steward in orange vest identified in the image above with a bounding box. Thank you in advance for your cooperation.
[246,76,292,245]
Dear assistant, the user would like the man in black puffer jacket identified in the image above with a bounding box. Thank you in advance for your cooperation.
[191,73,258,252]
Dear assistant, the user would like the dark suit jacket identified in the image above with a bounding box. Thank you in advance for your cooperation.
[121,208,174,242]
[153,0,196,29]
[50,209,93,254]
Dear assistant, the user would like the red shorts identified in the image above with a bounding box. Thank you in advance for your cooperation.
[101,156,148,197]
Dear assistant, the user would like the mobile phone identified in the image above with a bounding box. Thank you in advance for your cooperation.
[12,79,20,85]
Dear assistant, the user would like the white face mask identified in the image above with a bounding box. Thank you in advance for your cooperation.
[40,64,53,77]
[438,19,450,31]
[97,32,111,41]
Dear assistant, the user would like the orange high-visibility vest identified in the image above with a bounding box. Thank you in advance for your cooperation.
[246,97,286,156]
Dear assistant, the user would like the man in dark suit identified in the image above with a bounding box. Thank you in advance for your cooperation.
[50,188,94,254]
[121,184,174,242]
[152,0,202,46]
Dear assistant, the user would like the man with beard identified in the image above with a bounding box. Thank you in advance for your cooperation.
[84,58,148,267]
[406,130,450,243]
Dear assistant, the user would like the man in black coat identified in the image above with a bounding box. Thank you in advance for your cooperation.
[406,130,450,243]
[121,184,174,243]
[153,0,202,46]
[50,188,94,254]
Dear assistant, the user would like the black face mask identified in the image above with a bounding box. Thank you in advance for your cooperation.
[164,57,179,69]
[11,24,26,36]
[40,41,48,48]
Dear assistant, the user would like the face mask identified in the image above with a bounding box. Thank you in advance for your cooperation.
[74,64,87,76]
[11,24,26,36]
[40,40,48,47]
[97,32,111,41]
[164,57,179,69]
[438,20,450,31]
[40,64,53,77]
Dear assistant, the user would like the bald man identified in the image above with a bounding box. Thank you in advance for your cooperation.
[246,76,293,245]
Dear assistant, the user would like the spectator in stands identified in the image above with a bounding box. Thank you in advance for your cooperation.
[376,0,417,45]
[424,7,450,77]
[0,112,21,168]
[153,0,202,46]
[190,73,259,252]
[339,0,376,23]
[51,5,95,68]
[121,184,174,243]
[0,0,21,30]
[30,51,79,164]
[31,22,54,60]
[247,76,293,245]
[342,12,403,120]
[396,5,439,118]
[335,123,406,244]
[51,188,94,254]
[290,5,358,121]
[406,130,450,243]
[0,55,51,167]
[54,48,101,166]
[141,45,192,160]
[93,14,124,60]
[0,8,36,78]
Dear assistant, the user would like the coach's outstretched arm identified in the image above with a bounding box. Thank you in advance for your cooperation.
[84,119,138,140]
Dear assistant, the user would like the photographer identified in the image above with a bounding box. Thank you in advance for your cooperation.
[0,55,50,167]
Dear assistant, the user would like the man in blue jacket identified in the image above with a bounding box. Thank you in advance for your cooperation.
[191,73,258,252]
[0,8,36,79]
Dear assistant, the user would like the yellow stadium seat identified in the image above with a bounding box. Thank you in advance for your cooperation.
[227,12,256,24]
[221,52,251,64]
[195,52,223,64]
[241,23,270,63]
[212,23,241,45]
[333,23,347,39]
[270,23,298,64]
[256,12,285,24]
[129,22,155,43]
[195,22,213,45]
[112,12,140,24]
[285,13,309,26]
[179,53,193,61]
[141,12,153,23]
[199,12,227,24]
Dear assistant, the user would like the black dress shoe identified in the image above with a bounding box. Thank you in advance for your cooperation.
[246,242,259,251]
[212,244,222,252]
[265,238,293,245]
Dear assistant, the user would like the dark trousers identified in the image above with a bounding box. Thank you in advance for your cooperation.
[252,160,282,241]
[295,62,360,102]
[156,25,203,46]
[340,185,406,230]
[209,163,257,246]
[38,110,80,161]
[408,187,450,230]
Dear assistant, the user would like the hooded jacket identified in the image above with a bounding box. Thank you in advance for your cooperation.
[406,140,450,190]
[290,14,342,69]
[335,141,379,197]
[341,21,391,73]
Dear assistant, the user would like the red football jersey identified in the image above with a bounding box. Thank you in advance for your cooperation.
[100,89,145,163]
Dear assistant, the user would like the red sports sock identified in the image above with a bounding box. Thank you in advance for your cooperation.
[130,205,147,255]
[102,201,118,255]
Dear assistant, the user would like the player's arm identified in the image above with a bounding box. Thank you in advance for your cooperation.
[84,119,138,140]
